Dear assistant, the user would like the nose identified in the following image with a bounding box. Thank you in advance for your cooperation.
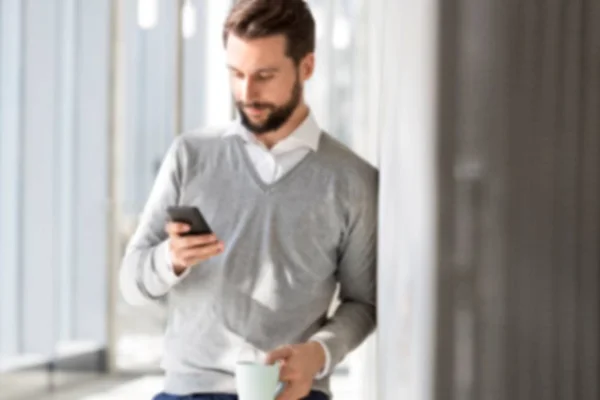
[240,77,258,104]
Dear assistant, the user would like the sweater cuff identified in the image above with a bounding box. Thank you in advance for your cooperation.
[309,330,348,378]
[310,339,332,380]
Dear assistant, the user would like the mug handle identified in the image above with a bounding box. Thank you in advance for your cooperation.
[275,382,285,397]
[273,360,285,398]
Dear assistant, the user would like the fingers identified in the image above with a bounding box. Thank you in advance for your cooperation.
[166,222,224,269]
[265,346,294,365]
[171,239,224,268]
[165,222,190,236]
[166,222,221,251]
[279,363,301,382]
[179,241,225,264]
[267,344,313,400]
[172,234,220,251]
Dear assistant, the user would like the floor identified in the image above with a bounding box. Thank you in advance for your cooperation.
[14,372,358,400]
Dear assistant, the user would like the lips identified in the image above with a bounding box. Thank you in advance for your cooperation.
[245,107,266,116]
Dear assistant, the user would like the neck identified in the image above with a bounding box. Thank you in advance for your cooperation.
[254,102,309,149]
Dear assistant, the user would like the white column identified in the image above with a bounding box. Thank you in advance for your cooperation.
[346,0,386,398]
[0,0,24,359]
[182,0,208,131]
[20,0,60,356]
[57,0,78,346]
[349,0,385,166]
[378,0,440,399]
[72,0,113,345]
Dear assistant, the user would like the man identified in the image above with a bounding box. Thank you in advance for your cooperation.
[119,0,377,399]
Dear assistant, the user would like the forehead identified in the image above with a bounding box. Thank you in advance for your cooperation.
[226,34,290,70]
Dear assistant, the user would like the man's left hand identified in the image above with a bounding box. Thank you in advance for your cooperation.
[265,342,326,400]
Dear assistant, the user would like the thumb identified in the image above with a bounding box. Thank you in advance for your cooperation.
[265,345,294,365]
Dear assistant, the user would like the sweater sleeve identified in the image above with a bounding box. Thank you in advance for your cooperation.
[119,137,189,306]
[309,171,378,373]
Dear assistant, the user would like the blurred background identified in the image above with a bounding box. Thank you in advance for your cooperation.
[1,0,599,399]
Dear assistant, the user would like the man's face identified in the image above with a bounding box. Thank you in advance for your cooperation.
[226,34,314,134]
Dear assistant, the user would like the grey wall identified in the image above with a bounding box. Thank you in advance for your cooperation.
[378,0,600,399]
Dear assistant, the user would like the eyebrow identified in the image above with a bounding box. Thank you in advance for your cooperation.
[227,65,280,74]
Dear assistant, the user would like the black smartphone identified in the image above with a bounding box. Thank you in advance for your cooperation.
[166,205,213,236]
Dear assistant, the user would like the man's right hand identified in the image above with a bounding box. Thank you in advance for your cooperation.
[165,222,224,276]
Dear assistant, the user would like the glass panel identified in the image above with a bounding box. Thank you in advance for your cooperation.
[0,0,112,396]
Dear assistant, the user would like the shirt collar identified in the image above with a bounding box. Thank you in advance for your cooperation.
[225,110,322,152]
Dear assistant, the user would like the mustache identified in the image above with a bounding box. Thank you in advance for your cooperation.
[237,101,276,110]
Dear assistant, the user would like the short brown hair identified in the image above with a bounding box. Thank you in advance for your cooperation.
[223,0,316,65]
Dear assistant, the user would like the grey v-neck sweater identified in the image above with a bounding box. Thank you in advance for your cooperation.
[120,127,378,396]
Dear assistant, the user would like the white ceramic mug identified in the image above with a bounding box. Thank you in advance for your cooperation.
[235,361,283,400]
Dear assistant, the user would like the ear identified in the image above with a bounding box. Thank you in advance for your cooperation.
[299,53,315,82]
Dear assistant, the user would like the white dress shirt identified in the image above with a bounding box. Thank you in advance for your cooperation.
[225,111,322,183]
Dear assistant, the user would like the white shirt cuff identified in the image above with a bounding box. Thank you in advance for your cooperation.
[156,239,190,286]
[311,339,332,380]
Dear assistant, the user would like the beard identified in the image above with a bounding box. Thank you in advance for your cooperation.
[236,76,302,135]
